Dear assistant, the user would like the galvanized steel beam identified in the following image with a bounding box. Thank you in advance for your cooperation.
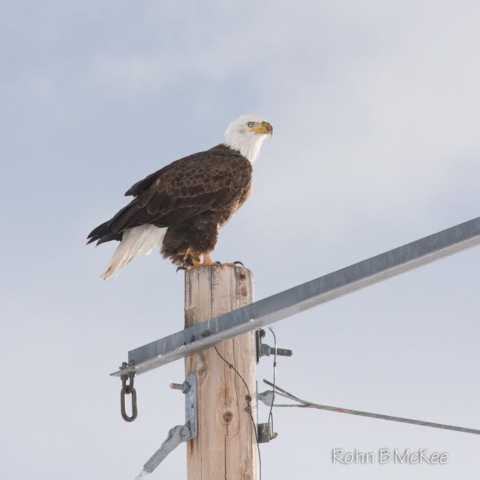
[112,216,480,377]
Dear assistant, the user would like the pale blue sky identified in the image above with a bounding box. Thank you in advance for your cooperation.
[2,1,480,478]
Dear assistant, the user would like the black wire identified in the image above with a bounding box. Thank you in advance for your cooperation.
[214,346,262,480]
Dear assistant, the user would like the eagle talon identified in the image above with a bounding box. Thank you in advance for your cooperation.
[233,261,245,267]
[176,266,187,273]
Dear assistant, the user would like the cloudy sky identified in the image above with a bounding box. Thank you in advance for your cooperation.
[2,1,480,478]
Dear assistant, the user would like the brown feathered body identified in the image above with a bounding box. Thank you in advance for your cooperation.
[87,144,252,266]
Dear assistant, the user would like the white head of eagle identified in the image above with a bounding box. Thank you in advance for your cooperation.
[87,114,273,279]
[224,114,273,164]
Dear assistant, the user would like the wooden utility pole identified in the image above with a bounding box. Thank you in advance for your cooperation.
[184,264,257,480]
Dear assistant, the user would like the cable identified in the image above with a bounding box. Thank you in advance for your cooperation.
[214,346,262,480]
[263,379,480,436]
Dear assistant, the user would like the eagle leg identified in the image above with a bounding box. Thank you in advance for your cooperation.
[190,256,203,268]
[179,250,218,269]
[180,250,204,269]
[189,253,216,268]
[178,249,195,269]
[189,253,219,268]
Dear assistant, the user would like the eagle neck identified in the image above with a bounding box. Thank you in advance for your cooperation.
[223,136,266,165]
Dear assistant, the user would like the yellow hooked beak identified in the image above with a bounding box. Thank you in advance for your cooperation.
[251,121,273,136]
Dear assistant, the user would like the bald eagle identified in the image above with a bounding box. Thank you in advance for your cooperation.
[87,114,273,279]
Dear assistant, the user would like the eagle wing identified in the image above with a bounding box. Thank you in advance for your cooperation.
[124,159,179,197]
[87,145,252,244]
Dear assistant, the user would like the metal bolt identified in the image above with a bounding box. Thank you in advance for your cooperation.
[170,382,191,393]
[170,382,184,391]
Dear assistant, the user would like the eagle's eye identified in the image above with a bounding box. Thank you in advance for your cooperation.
[246,121,256,128]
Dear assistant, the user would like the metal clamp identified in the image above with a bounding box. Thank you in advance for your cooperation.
[257,422,278,443]
[255,329,293,363]
[120,362,138,422]
[136,374,198,477]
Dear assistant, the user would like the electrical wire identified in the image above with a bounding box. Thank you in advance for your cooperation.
[263,380,480,436]
[214,346,262,480]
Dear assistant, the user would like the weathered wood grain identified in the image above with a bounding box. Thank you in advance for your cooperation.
[185,265,257,480]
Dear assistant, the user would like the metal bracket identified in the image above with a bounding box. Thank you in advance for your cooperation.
[255,329,293,363]
[257,422,278,443]
[257,390,275,408]
[136,374,197,477]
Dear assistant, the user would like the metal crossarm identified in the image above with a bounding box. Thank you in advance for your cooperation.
[112,216,480,377]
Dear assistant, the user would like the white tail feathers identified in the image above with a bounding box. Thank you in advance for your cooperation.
[102,225,167,280]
